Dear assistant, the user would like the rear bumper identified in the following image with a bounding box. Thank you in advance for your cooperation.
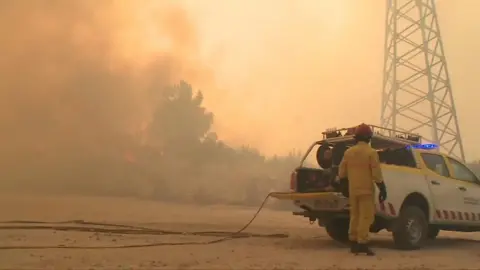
[270,191,349,212]
[271,192,394,232]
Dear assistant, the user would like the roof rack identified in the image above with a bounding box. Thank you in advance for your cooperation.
[321,124,422,146]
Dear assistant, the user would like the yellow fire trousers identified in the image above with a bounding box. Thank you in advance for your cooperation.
[348,194,375,244]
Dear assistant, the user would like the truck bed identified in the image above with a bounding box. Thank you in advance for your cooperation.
[293,167,338,193]
[281,164,429,218]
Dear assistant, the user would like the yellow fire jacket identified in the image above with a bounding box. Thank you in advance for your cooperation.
[338,142,384,196]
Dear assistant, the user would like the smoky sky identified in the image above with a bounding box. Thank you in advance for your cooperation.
[2,0,480,171]
[0,0,213,171]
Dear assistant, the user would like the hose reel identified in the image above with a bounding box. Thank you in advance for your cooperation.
[316,143,332,169]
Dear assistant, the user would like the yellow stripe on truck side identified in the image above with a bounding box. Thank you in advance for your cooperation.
[269,191,342,200]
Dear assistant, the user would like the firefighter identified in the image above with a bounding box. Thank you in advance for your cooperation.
[338,123,387,256]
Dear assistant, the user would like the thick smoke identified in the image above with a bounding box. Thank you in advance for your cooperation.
[0,0,212,190]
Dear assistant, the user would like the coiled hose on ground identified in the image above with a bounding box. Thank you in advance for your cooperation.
[0,192,293,250]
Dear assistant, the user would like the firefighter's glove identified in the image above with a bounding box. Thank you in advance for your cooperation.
[376,182,387,203]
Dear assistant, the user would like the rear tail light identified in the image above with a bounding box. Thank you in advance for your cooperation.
[290,171,297,190]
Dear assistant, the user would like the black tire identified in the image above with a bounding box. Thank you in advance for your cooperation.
[325,218,350,243]
[392,206,428,250]
[427,226,440,240]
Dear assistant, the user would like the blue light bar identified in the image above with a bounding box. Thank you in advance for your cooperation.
[407,143,439,150]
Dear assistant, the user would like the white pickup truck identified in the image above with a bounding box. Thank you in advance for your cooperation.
[271,124,480,250]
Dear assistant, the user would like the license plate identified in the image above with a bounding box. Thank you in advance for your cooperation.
[313,199,339,210]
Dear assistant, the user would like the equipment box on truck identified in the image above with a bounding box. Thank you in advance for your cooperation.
[271,124,480,250]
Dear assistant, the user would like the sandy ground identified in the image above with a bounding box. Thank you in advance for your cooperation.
[0,194,479,270]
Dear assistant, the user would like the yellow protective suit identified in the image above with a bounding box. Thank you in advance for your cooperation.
[338,141,384,244]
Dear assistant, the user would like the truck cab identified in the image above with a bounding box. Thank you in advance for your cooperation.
[271,124,480,250]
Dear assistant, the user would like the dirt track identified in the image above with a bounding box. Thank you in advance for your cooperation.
[0,194,479,270]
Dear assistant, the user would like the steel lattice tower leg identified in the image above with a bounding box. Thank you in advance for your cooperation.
[381,0,465,161]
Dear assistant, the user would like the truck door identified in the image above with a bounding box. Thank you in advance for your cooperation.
[445,157,480,224]
[419,153,464,223]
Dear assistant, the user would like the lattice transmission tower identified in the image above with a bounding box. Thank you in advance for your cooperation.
[380,0,465,162]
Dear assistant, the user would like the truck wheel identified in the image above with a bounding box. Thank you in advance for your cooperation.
[392,206,428,250]
[427,226,440,240]
[325,218,349,243]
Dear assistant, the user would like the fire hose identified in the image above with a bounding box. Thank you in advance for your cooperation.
[0,192,294,250]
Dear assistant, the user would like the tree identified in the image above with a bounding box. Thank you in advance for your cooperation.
[142,80,304,205]
[148,80,214,157]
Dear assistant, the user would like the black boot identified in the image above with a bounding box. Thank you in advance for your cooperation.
[357,243,375,256]
[349,241,359,254]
